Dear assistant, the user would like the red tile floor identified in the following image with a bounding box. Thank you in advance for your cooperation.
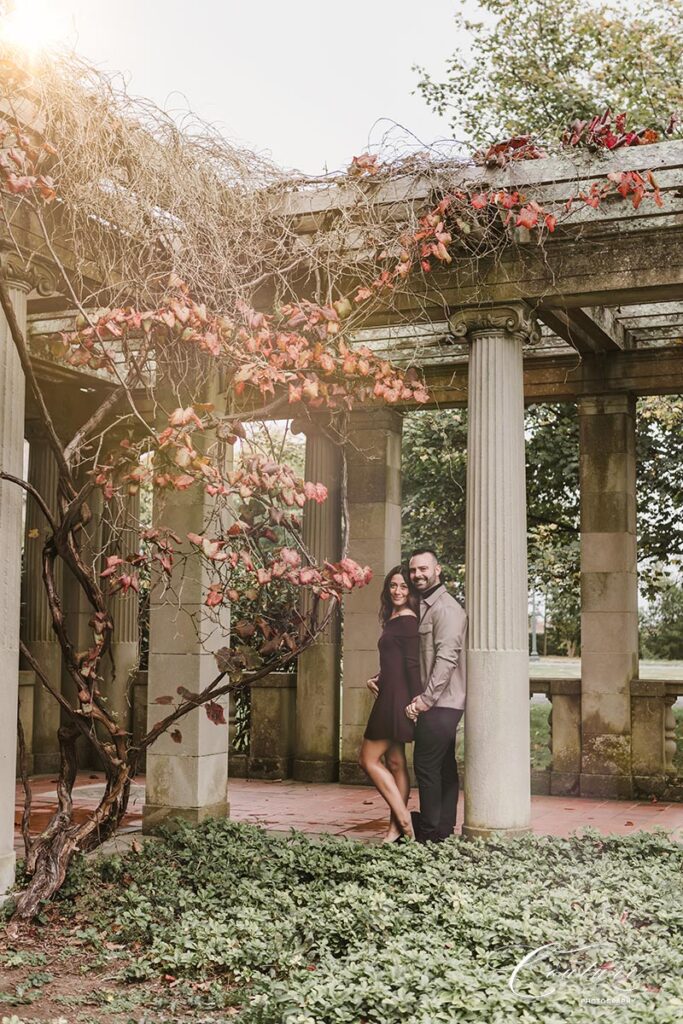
[14,773,683,854]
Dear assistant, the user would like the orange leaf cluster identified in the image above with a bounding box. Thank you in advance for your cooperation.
[0,117,57,202]
[562,110,663,151]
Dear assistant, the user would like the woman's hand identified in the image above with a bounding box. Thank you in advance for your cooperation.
[366,674,379,698]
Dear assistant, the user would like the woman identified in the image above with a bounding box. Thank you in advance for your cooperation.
[359,565,421,842]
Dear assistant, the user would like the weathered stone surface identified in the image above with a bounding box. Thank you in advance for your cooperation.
[581,649,638,695]
[295,430,341,782]
[579,394,637,798]
[249,673,296,780]
[631,696,667,776]
[0,280,28,897]
[462,307,533,839]
[22,433,62,773]
[340,411,402,779]
[17,670,35,776]
[549,693,581,775]
[580,533,637,574]
[144,381,229,830]
[580,611,638,655]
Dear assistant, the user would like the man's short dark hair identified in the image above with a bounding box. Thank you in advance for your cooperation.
[409,547,440,562]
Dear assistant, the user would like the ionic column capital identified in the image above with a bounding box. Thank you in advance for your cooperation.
[0,245,60,295]
[448,302,541,345]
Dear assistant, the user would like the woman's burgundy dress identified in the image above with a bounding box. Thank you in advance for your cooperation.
[364,614,422,743]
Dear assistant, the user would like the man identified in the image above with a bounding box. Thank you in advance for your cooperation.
[406,548,466,843]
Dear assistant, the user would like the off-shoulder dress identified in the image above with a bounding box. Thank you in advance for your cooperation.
[364,613,422,743]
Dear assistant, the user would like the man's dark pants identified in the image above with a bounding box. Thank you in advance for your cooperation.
[413,707,464,842]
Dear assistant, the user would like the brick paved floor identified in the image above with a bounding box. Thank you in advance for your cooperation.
[14,773,683,855]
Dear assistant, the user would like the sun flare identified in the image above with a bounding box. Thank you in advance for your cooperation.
[1,0,66,55]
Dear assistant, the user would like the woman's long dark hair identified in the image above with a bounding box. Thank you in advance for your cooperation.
[379,565,419,626]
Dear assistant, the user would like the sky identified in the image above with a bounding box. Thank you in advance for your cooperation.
[2,0,480,173]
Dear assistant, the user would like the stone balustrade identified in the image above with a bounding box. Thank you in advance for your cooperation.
[530,677,682,800]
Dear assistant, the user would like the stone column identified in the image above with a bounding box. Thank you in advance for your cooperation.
[143,391,230,830]
[294,427,342,782]
[102,490,141,737]
[0,274,29,897]
[579,395,638,798]
[450,303,537,838]
[340,409,402,783]
[22,428,62,773]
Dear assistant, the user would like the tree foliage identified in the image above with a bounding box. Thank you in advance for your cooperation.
[415,0,683,143]
[641,580,683,660]
[402,399,683,655]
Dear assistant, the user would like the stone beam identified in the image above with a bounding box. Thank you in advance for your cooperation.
[539,306,631,353]
[419,347,683,408]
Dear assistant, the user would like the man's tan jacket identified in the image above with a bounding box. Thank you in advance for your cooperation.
[418,584,467,710]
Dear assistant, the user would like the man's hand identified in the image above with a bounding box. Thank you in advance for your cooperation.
[366,674,379,698]
[405,695,429,720]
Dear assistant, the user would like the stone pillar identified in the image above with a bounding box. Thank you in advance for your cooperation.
[631,680,670,793]
[340,409,402,784]
[248,672,297,779]
[450,303,536,839]
[143,394,230,830]
[549,679,582,795]
[103,490,141,736]
[294,428,342,782]
[579,395,637,798]
[22,428,62,773]
[0,275,28,897]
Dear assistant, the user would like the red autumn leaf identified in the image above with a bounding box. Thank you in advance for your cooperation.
[205,701,226,725]
[205,585,224,608]
[516,205,539,230]
[155,695,174,705]
[170,729,182,743]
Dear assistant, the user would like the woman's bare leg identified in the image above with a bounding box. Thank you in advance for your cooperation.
[384,743,410,841]
[359,739,414,840]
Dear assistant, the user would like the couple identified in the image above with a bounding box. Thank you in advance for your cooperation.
[359,548,466,843]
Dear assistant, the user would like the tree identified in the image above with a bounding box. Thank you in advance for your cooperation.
[401,409,467,597]
[641,578,683,660]
[0,49,434,924]
[402,400,683,655]
[1,37,677,923]
[415,0,683,143]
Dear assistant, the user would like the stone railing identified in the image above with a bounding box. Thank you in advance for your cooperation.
[530,679,582,796]
[530,678,682,799]
[228,673,296,780]
[18,669,682,798]
[16,670,35,776]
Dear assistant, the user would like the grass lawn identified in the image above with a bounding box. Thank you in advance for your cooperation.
[2,820,682,1023]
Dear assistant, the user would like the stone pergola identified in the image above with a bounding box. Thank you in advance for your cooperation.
[2,139,683,896]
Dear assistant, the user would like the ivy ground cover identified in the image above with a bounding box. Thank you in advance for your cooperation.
[2,819,682,1023]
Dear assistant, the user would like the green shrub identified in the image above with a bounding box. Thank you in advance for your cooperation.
[67,820,683,1023]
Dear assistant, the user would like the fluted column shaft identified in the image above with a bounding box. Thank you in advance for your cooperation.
[294,429,342,781]
[451,303,535,838]
[0,279,28,897]
[22,432,63,772]
[103,490,141,737]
